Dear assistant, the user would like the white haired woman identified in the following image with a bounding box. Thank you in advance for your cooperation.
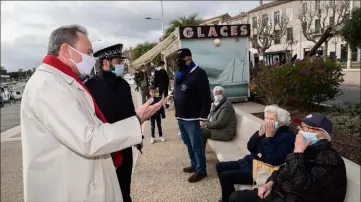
[201,86,237,151]
[216,105,295,202]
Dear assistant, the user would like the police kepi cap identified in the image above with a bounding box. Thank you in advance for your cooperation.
[177,48,192,58]
[93,43,125,59]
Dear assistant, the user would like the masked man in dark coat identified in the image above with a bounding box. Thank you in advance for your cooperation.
[84,43,143,202]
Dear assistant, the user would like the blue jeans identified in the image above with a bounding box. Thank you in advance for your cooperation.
[178,119,207,175]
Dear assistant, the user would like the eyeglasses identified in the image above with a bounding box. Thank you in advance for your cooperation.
[298,125,319,132]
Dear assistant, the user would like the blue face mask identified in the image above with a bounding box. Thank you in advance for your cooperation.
[300,131,319,145]
[112,64,125,76]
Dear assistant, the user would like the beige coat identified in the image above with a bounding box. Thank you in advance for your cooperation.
[21,63,142,202]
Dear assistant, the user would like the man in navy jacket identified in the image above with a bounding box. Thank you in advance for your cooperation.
[169,48,212,183]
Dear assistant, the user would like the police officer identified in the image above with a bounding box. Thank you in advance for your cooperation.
[85,43,142,202]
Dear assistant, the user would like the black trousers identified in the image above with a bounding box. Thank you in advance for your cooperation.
[158,85,168,98]
[230,190,273,202]
[151,116,163,138]
[201,128,212,151]
[116,147,133,202]
[216,161,254,202]
[158,85,169,108]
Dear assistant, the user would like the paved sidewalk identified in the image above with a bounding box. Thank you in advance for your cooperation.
[131,90,221,202]
[131,110,221,202]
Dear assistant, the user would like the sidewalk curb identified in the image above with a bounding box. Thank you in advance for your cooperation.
[1,125,21,141]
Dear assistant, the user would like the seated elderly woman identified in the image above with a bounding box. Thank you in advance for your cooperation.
[229,113,347,202]
[216,105,295,202]
[201,86,237,151]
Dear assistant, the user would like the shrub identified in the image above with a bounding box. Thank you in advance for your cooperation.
[327,103,361,164]
[251,58,344,109]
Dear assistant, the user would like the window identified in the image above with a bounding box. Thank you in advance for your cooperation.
[252,17,258,29]
[302,3,307,13]
[262,14,269,25]
[274,11,280,24]
[315,0,320,9]
[287,27,293,41]
[252,35,258,48]
[274,33,281,44]
[315,19,321,33]
[329,16,334,25]
[329,0,335,6]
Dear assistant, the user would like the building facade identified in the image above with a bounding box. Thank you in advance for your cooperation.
[201,0,360,65]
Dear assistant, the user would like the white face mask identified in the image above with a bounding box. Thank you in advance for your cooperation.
[214,95,223,102]
[69,46,96,75]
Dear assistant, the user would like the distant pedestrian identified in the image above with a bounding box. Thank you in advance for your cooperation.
[136,65,150,104]
[154,61,170,108]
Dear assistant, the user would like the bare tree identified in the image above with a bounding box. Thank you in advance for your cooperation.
[250,9,289,63]
[298,0,350,59]
[282,37,298,63]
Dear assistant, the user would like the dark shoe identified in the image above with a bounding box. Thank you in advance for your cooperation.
[188,173,207,183]
[183,167,196,173]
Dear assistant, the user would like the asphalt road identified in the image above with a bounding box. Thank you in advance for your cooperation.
[324,86,361,105]
[1,103,21,132]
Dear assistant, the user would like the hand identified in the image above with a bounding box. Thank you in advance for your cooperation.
[200,121,207,128]
[136,98,165,124]
[265,121,276,138]
[257,181,273,199]
[294,133,311,153]
[259,123,266,136]
[165,95,174,104]
[162,115,166,119]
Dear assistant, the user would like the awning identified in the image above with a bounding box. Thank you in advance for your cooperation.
[130,30,178,69]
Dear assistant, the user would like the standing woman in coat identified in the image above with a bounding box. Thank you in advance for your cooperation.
[201,86,237,151]
[85,44,142,202]
[21,25,163,202]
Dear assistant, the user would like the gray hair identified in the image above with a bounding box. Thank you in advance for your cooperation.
[264,104,291,126]
[213,86,224,94]
[47,24,88,56]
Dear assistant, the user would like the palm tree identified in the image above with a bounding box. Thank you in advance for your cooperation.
[164,13,203,38]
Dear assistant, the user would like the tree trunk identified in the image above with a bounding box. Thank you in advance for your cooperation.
[323,39,329,60]
[307,27,333,58]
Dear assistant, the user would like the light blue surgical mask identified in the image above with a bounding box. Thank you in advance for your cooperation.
[112,64,125,76]
[274,121,279,129]
[300,131,319,145]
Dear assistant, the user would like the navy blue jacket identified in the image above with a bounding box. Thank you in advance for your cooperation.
[237,126,295,175]
[151,97,165,119]
[173,67,211,120]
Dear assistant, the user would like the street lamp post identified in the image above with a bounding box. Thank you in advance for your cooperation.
[145,0,165,36]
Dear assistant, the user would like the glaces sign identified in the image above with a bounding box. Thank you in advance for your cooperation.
[179,24,250,40]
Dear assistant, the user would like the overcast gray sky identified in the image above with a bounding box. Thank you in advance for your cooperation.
[1,1,263,72]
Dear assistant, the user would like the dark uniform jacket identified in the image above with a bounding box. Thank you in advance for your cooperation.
[85,70,136,123]
[265,140,347,202]
[154,68,169,88]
